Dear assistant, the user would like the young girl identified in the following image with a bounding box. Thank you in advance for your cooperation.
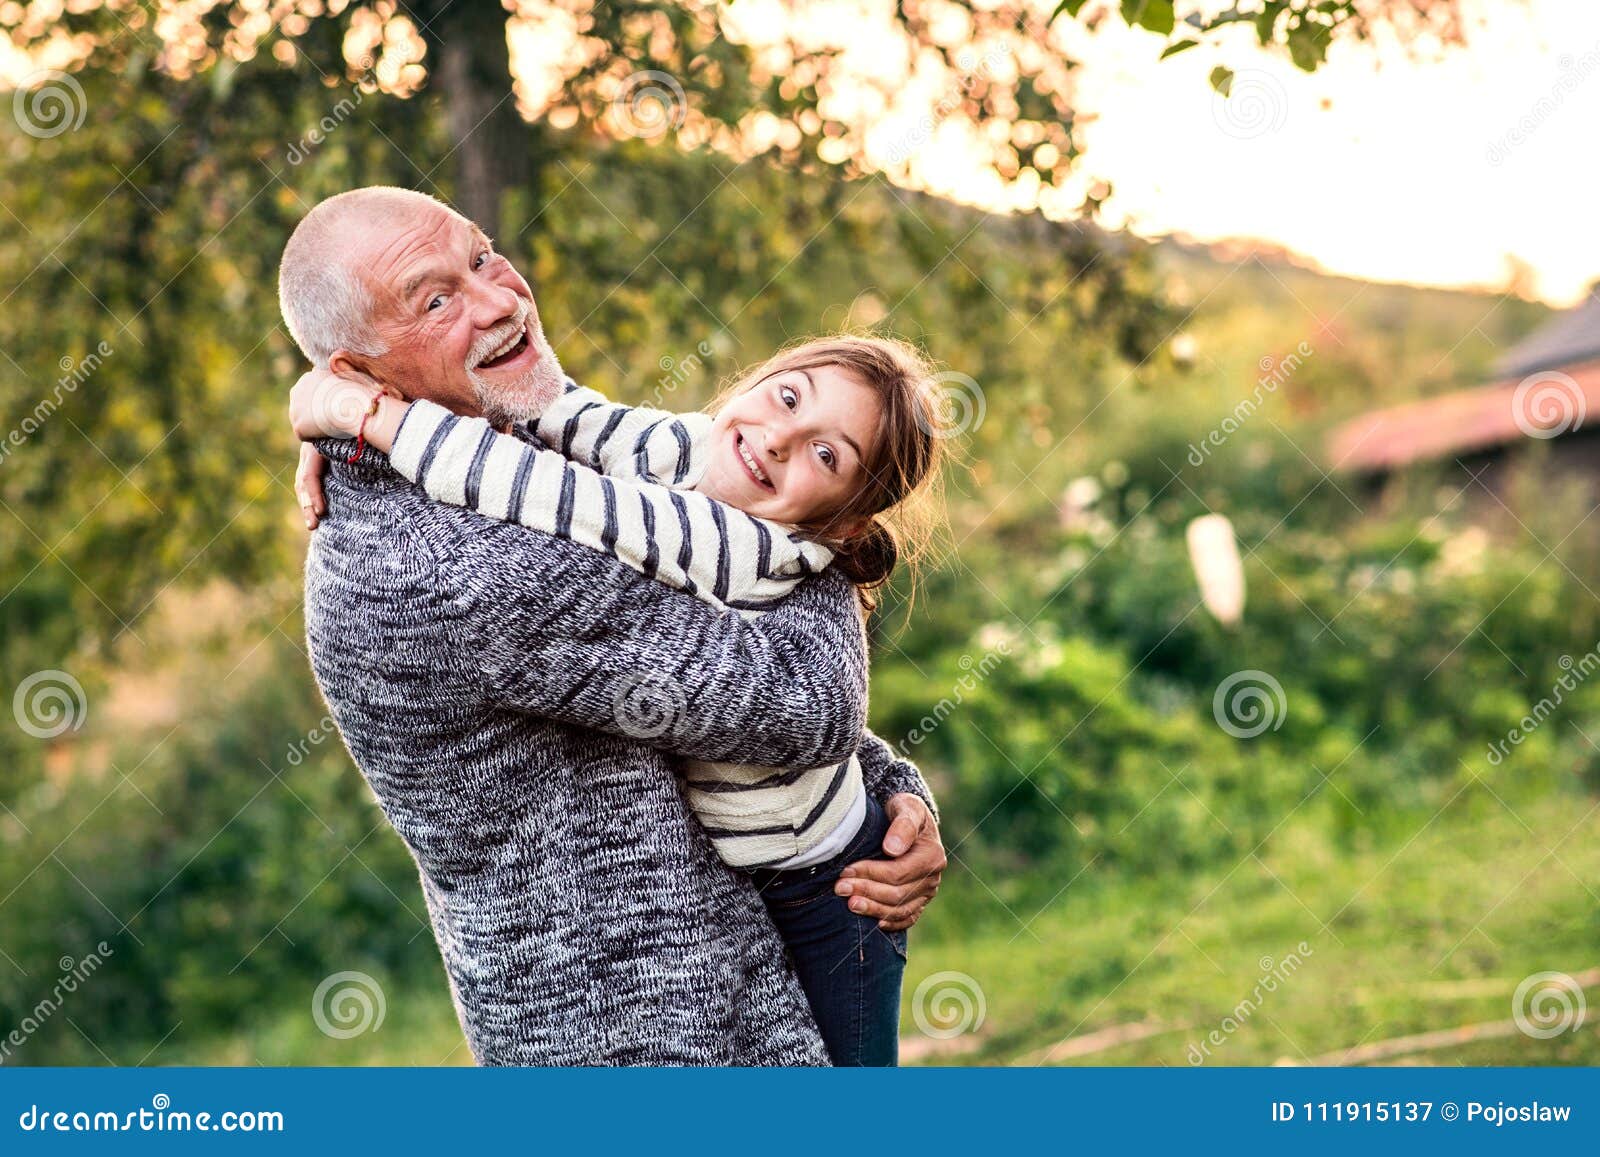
[291,335,949,1065]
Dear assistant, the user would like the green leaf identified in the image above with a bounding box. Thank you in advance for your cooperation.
[1159,38,1200,61]
[1286,21,1332,71]
[1050,0,1091,20]
[1120,0,1175,34]
[1139,0,1176,36]
[1255,1,1287,46]
[1209,65,1234,96]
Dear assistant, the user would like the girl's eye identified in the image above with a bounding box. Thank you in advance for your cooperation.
[814,443,836,470]
[779,385,797,410]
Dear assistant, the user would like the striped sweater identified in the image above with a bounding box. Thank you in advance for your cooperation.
[388,385,867,868]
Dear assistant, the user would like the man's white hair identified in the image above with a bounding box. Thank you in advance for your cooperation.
[278,186,460,365]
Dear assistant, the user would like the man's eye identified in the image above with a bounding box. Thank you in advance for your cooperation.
[426,295,446,311]
[814,443,835,469]
[780,386,797,409]
[474,250,492,270]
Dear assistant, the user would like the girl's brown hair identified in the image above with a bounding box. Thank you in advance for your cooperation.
[711,334,953,612]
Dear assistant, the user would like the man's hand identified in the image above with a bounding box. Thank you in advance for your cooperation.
[835,793,946,932]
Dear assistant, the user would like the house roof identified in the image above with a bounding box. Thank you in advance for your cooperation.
[1327,357,1600,472]
[1495,286,1600,380]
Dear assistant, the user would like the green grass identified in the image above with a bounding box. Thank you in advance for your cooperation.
[168,778,1598,1068]
[902,782,1600,1066]
[188,982,471,1067]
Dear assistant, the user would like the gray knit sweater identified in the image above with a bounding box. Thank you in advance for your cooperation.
[386,394,865,869]
[302,435,936,1066]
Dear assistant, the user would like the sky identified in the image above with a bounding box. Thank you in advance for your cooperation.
[908,0,1600,307]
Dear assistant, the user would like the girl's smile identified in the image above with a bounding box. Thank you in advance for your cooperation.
[734,431,775,490]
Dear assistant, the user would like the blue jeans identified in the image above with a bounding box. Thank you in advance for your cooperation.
[749,795,908,1066]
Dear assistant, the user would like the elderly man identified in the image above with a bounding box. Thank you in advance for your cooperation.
[277,186,944,1064]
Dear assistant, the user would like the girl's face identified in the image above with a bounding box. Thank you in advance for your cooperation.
[700,363,883,526]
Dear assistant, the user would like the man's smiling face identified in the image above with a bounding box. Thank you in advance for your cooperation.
[346,200,563,426]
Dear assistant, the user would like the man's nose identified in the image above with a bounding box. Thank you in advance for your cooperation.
[468,279,522,328]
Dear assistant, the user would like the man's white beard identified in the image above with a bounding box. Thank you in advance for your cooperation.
[469,326,565,428]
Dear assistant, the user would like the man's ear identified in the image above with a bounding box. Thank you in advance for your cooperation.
[328,349,402,399]
[327,348,366,379]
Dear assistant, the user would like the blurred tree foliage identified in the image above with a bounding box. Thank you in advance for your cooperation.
[5,0,1575,1065]
[4,0,1478,238]
[0,0,1485,656]
[0,4,1182,1060]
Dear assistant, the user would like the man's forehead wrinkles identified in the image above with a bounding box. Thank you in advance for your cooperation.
[372,214,477,298]
[366,223,433,286]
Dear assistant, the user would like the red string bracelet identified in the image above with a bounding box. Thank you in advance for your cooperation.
[348,395,383,464]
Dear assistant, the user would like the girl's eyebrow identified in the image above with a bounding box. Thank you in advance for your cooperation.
[795,369,864,459]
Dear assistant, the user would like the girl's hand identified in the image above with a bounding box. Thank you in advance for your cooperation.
[288,366,411,530]
[296,443,328,530]
[288,365,385,441]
